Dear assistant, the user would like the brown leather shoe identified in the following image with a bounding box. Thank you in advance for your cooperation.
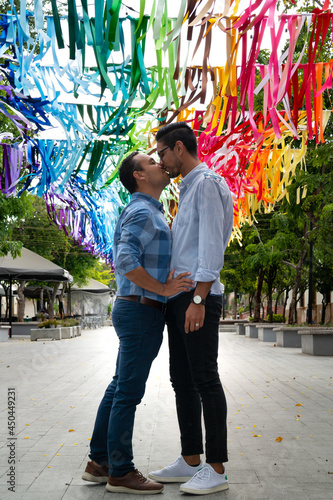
[106,469,164,494]
[82,460,109,483]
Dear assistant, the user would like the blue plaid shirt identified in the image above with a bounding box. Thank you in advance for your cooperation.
[113,192,171,303]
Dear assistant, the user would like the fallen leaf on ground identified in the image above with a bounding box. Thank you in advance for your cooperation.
[275,437,283,442]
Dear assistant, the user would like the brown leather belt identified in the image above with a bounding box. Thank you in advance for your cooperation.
[117,295,165,311]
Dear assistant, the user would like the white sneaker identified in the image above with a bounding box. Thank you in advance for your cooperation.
[148,456,203,483]
[180,464,229,495]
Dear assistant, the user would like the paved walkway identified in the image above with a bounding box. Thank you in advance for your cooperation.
[0,327,332,500]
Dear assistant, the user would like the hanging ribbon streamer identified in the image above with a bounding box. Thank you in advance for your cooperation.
[0,0,332,256]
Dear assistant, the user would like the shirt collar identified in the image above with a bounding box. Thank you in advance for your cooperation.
[179,163,207,191]
[131,192,164,212]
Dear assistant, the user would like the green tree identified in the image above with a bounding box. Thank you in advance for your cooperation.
[12,195,99,318]
[0,191,34,257]
[91,261,116,290]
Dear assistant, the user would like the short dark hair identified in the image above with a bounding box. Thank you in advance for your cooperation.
[118,151,142,194]
[156,122,198,156]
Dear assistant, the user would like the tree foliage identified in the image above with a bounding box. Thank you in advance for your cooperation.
[0,191,34,257]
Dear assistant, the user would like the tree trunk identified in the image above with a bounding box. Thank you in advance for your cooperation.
[67,285,72,316]
[321,291,330,324]
[266,268,277,323]
[253,268,264,322]
[17,280,26,322]
[39,287,44,312]
[288,247,307,324]
[59,285,66,318]
[233,288,238,319]
[46,283,60,320]
[283,287,290,323]
[249,293,254,317]
[267,289,273,323]
[2,283,9,320]
[274,288,283,314]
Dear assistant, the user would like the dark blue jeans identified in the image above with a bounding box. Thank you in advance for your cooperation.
[89,299,164,476]
[166,292,228,464]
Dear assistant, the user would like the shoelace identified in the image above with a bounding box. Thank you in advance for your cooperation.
[191,467,212,482]
[132,470,147,483]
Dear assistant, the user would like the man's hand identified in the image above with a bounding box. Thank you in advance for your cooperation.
[184,302,205,333]
[161,269,194,297]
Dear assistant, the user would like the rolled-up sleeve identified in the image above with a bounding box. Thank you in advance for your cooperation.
[195,177,233,282]
[115,208,156,275]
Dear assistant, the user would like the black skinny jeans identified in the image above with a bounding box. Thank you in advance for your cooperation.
[166,291,228,464]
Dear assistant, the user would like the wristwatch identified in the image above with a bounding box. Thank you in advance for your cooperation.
[191,295,206,306]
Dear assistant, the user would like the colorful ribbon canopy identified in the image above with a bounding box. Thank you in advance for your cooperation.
[0,0,332,257]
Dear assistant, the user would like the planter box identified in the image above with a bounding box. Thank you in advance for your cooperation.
[257,323,284,342]
[60,326,75,339]
[245,323,259,338]
[30,328,62,341]
[236,323,246,335]
[74,325,82,336]
[30,325,80,341]
[0,325,10,342]
[274,327,301,348]
[299,328,333,356]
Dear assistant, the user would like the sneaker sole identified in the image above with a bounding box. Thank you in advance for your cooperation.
[148,473,193,483]
[180,482,229,495]
[82,471,109,483]
[106,483,164,494]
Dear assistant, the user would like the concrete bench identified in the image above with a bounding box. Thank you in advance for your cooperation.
[274,327,301,348]
[219,324,237,332]
[245,323,259,338]
[11,322,39,336]
[236,323,247,335]
[298,328,333,356]
[257,323,284,342]
[0,325,10,341]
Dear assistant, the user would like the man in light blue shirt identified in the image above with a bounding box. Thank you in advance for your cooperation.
[149,123,233,496]
[82,151,193,495]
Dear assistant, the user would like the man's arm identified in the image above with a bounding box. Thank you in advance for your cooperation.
[185,177,233,333]
[125,266,194,297]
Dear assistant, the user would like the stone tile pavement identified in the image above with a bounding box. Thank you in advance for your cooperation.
[0,326,332,500]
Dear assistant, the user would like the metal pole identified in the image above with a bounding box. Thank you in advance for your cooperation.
[9,276,12,337]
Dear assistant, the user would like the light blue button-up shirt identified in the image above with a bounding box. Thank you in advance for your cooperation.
[170,163,233,296]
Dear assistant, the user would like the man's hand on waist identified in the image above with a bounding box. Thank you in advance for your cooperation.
[161,269,194,297]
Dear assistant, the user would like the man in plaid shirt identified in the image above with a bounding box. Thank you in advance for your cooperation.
[82,151,193,495]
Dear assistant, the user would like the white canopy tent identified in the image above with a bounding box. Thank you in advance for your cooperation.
[0,247,73,332]
[0,247,73,282]
[69,279,111,319]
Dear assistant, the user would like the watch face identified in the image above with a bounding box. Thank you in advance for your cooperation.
[193,295,201,304]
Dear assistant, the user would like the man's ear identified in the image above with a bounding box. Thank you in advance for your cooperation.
[175,140,184,156]
[133,169,145,182]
